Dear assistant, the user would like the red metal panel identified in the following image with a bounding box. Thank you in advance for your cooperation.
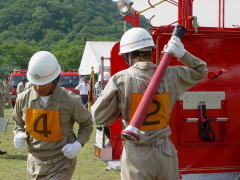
[110,42,129,76]
[109,42,127,160]
[152,29,240,174]
[110,119,123,160]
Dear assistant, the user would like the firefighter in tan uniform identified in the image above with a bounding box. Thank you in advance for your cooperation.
[91,28,208,180]
[24,81,33,90]
[0,79,4,117]
[3,78,13,108]
[13,51,93,180]
[0,79,7,154]
[16,76,27,95]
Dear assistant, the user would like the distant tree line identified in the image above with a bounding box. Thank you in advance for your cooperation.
[0,0,147,79]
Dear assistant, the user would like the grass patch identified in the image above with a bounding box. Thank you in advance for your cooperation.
[0,107,120,180]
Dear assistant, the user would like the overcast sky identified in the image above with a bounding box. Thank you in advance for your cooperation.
[132,0,239,28]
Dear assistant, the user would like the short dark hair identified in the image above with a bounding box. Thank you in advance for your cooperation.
[22,77,27,81]
[130,50,152,60]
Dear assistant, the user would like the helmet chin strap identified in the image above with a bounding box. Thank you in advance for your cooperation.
[122,53,132,66]
[46,76,60,96]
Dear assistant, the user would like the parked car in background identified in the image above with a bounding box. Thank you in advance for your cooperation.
[9,69,27,106]
[59,70,80,94]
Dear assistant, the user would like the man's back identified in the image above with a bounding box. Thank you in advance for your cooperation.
[17,82,25,94]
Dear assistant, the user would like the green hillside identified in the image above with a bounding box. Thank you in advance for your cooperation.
[0,0,146,77]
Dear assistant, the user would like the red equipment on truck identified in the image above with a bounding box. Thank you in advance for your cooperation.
[95,0,240,179]
[9,69,27,106]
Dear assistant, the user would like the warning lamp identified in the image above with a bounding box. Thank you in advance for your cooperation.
[112,0,139,29]
[115,0,133,16]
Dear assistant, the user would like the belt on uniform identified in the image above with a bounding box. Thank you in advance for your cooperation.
[127,136,168,148]
[28,153,66,165]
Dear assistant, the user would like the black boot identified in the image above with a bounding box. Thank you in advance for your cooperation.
[0,150,7,155]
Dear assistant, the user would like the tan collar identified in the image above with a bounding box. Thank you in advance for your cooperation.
[132,62,156,70]
[29,84,62,104]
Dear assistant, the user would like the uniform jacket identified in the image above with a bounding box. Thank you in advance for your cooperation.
[13,84,93,160]
[16,82,26,94]
[3,81,12,95]
[91,51,208,144]
[0,80,3,98]
[0,80,4,117]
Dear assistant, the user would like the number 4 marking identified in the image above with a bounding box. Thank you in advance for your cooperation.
[33,114,52,137]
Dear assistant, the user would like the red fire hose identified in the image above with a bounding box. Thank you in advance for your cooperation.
[121,25,187,142]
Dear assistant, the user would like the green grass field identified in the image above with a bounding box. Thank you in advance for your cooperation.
[0,107,120,180]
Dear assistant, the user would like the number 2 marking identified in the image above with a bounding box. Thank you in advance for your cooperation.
[142,99,161,126]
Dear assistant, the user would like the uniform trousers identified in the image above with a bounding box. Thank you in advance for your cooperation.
[80,95,88,106]
[121,137,179,180]
[0,97,4,117]
[27,153,76,180]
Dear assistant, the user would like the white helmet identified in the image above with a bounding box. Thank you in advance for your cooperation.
[27,51,61,85]
[98,72,110,82]
[119,27,155,54]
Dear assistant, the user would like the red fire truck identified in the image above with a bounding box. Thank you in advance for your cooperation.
[59,70,80,94]
[95,0,240,179]
[9,69,27,106]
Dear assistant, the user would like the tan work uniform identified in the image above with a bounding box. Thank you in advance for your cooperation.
[0,80,4,117]
[91,51,208,180]
[16,81,26,95]
[13,85,93,180]
[24,82,33,91]
[3,81,12,108]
